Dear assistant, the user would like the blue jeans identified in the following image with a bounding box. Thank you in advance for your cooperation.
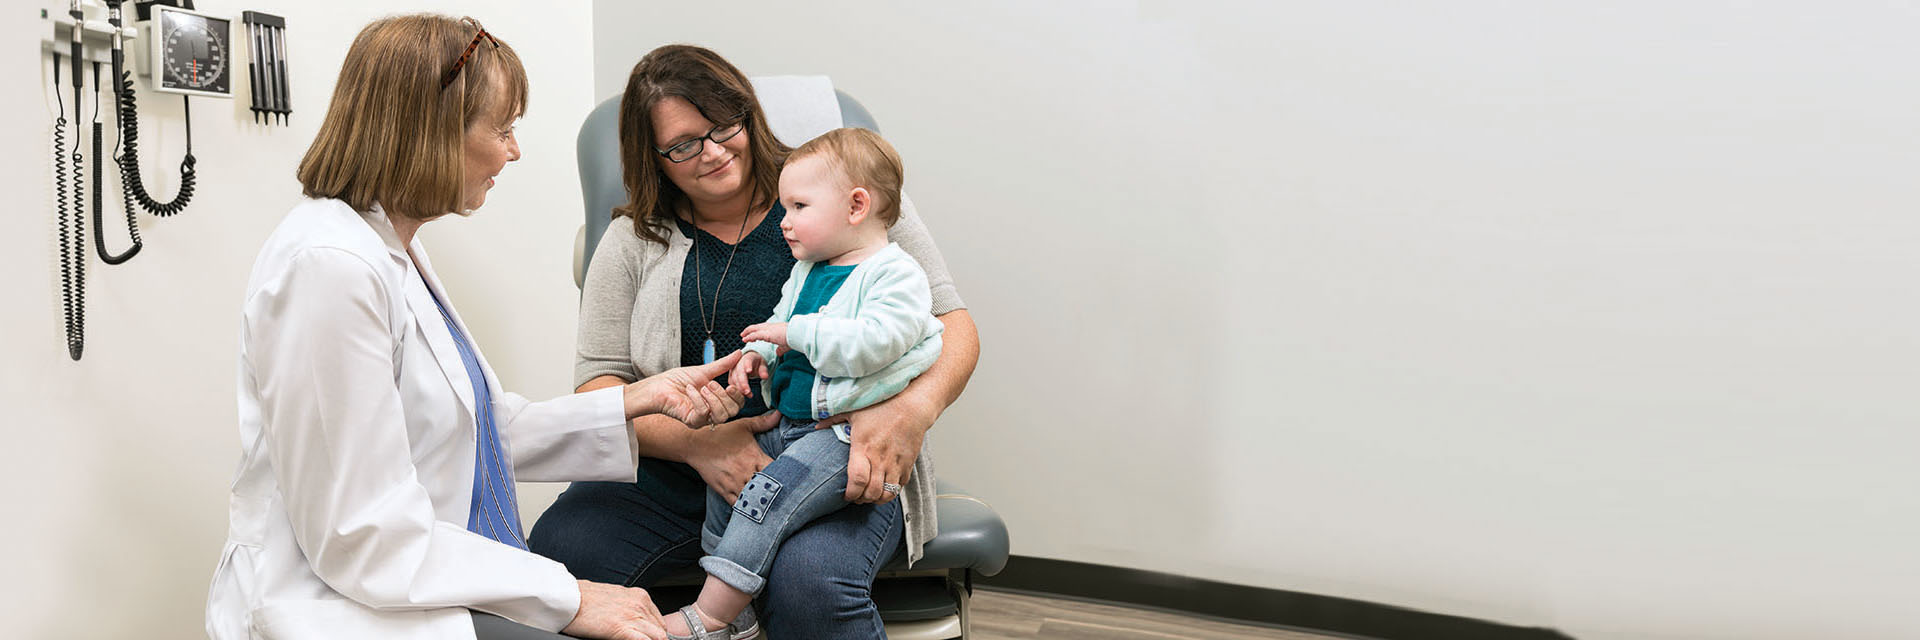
[699,419,862,595]
[528,424,905,639]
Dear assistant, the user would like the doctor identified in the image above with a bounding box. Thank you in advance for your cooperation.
[205,15,740,640]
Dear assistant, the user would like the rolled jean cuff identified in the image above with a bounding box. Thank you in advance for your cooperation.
[699,555,766,595]
[701,521,724,555]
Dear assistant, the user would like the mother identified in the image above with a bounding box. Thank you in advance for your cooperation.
[529,45,978,638]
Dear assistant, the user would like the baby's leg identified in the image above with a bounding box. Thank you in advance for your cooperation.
[672,426,799,636]
[700,427,852,596]
[701,419,792,555]
[701,487,731,555]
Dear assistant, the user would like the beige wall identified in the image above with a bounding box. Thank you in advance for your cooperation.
[587,2,1920,639]
[0,1,594,637]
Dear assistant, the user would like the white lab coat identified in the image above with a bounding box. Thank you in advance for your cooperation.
[206,198,638,639]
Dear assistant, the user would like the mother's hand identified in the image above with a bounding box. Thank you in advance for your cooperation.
[686,412,781,503]
[622,351,747,428]
[564,580,669,640]
[824,393,937,504]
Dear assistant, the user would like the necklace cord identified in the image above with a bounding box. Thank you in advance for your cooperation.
[693,209,756,343]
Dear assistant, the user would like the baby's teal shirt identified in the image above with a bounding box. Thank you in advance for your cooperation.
[769,264,856,419]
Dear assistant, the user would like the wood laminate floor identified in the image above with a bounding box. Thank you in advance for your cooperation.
[967,589,1351,640]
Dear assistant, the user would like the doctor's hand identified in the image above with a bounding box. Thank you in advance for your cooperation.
[623,351,746,428]
[564,580,670,640]
[686,411,781,503]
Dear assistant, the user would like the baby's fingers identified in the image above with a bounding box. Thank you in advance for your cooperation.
[729,363,752,398]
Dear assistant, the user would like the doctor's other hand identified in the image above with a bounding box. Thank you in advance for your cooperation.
[622,350,746,428]
[564,580,670,640]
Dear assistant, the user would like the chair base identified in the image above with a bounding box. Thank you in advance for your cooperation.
[887,572,975,638]
[884,613,962,640]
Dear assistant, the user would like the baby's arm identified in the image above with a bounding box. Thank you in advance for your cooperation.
[739,262,807,368]
[740,323,789,353]
[788,261,935,379]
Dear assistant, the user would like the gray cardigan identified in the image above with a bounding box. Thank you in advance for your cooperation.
[575,194,963,566]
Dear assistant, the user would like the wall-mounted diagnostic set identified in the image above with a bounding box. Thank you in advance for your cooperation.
[242,11,290,124]
[43,0,292,360]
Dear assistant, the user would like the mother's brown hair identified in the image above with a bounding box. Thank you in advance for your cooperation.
[615,45,789,244]
[297,14,528,220]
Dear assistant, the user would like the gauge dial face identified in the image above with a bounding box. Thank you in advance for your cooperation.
[159,9,230,95]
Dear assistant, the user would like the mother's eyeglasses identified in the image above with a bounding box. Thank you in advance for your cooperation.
[656,119,746,163]
[441,18,499,91]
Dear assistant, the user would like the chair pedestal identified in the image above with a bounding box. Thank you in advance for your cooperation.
[872,483,1008,639]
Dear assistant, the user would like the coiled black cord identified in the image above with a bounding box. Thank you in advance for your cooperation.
[93,62,141,264]
[113,69,195,217]
[54,54,86,361]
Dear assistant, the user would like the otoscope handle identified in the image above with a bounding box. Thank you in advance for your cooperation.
[68,2,84,87]
[105,2,126,95]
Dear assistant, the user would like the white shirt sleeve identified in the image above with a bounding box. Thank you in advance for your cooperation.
[493,385,635,483]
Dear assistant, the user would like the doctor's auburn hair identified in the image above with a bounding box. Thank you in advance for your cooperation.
[616,44,791,245]
[297,14,528,221]
[789,127,905,228]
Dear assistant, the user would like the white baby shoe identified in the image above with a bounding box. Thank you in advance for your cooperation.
[665,604,760,640]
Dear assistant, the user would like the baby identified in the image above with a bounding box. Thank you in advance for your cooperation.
[664,127,944,639]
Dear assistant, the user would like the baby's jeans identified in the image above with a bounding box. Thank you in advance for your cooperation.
[700,416,854,595]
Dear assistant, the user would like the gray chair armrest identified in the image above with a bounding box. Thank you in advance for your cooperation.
[883,480,1011,576]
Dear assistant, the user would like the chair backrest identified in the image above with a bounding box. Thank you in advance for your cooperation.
[574,87,878,288]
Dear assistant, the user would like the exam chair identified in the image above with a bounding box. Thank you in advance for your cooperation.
[571,84,1010,640]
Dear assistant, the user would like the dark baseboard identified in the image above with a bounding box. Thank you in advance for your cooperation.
[972,556,1575,640]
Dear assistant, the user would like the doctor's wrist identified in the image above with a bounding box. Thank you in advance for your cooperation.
[618,382,662,421]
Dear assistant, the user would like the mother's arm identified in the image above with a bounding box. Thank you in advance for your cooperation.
[837,193,981,504]
[839,308,979,503]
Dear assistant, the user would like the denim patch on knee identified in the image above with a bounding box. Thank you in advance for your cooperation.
[734,472,784,524]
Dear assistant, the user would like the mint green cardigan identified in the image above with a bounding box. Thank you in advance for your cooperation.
[746,243,945,420]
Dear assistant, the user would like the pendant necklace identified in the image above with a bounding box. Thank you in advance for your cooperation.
[693,209,753,364]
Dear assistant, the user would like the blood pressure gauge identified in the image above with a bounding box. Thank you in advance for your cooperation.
[147,4,232,97]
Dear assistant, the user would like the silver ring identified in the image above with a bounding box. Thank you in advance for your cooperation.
[881,482,903,495]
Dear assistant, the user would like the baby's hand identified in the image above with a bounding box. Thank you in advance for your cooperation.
[728,350,769,397]
[740,322,790,354]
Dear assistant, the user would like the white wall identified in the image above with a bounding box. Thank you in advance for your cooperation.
[589,2,1920,639]
[0,1,594,637]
